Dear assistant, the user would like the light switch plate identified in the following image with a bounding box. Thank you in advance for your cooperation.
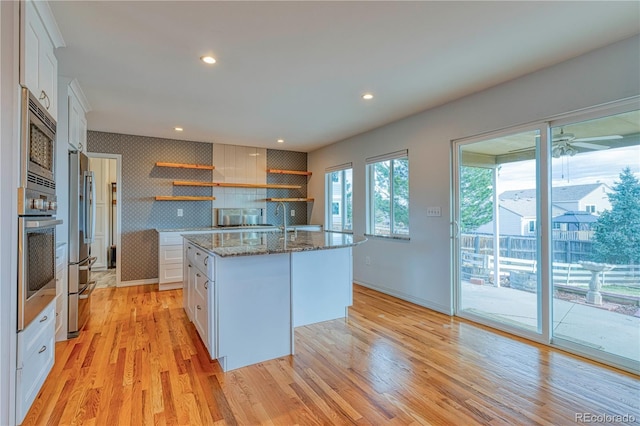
[290,209,295,217]
[426,207,441,217]
[177,208,183,217]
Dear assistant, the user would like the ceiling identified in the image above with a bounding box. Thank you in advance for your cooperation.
[49,1,640,152]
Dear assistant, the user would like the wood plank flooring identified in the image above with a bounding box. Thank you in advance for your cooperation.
[22,284,639,425]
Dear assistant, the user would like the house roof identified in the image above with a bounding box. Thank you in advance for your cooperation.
[500,183,606,203]
[553,211,599,223]
[499,199,566,218]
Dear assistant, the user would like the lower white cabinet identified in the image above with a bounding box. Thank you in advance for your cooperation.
[185,242,215,355]
[16,301,56,424]
[55,244,67,341]
[158,232,185,290]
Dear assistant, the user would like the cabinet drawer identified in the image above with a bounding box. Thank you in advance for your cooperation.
[160,234,183,246]
[160,244,183,264]
[159,263,183,284]
[194,268,210,301]
[16,329,55,423]
[18,302,55,360]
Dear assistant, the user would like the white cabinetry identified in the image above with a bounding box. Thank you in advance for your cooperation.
[185,242,215,355]
[16,301,55,424]
[159,233,187,290]
[55,244,67,341]
[62,78,91,151]
[21,0,63,120]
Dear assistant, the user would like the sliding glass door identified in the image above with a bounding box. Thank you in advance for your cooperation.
[455,125,547,338]
[550,109,640,371]
[454,102,640,373]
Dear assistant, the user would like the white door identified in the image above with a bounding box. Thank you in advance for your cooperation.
[89,158,108,270]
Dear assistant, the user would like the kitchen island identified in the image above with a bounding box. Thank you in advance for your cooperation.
[182,230,366,371]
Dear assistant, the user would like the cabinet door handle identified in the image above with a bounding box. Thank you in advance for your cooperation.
[204,257,208,266]
[196,273,201,278]
[196,305,201,310]
[39,90,50,110]
[204,281,208,290]
[39,315,48,323]
[38,346,47,354]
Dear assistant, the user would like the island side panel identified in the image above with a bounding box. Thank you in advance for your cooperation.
[216,253,292,371]
[291,247,353,327]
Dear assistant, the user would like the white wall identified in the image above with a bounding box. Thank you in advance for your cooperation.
[0,2,19,424]
[308,35,640,315]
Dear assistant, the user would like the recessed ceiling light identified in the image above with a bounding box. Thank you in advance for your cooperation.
[362,93,374,100]
[174,127,183,132]
[200,56,216,64]
[277,139,284,144]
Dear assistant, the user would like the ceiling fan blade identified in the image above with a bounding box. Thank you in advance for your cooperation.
[572,141,609,150]
[573,135,622,142]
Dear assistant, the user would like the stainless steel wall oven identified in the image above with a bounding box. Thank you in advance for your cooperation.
[17,217,61,331]
[17,85,61,331]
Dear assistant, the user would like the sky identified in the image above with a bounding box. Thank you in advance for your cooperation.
[497,145,640,193]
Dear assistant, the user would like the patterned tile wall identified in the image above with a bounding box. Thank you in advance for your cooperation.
[266,149,309,225]
[87,131,213,282]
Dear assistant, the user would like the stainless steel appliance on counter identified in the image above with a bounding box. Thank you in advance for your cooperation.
[216,208,268,227]
[68,150,96,338]
[17,85,62,331]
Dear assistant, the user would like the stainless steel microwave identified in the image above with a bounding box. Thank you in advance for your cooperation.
[18,86,58,216]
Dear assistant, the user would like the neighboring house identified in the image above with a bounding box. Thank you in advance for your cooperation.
[474,183,610,237]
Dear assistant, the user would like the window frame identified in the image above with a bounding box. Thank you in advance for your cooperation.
[365,150,410,239]
[325,164,353,233]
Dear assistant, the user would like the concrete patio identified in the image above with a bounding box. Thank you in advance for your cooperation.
[461,282,640,362]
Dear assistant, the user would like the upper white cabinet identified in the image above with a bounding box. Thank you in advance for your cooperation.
[21,0,65,120]
[65,79,91,151]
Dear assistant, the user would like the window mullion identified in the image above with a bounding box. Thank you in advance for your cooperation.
[390,160,395,236]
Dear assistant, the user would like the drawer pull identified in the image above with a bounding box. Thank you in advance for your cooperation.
[196,273,201,278]
[204,257,208,266]
[196,252,201,256]
[204,281,208,290]
[40,315,48,323]
[188,264,192,268]
[196,305,201,310]
[38,346,47,354]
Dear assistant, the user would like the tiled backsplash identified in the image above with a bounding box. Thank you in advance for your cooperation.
[87,133,310,283]
[266,149,309,226]
[87,131,214,282]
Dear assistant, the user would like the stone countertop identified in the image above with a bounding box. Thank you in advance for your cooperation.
[182,230,366,257]
[156,225,279,232]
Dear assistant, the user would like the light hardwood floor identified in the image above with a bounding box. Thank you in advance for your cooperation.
[22,284,639,425]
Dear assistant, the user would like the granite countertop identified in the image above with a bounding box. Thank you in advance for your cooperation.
[156,225,279,232]
[182,230,366,257]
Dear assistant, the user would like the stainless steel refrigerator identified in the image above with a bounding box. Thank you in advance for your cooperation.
[68,150,96,338]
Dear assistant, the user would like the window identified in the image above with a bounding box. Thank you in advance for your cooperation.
[528,220,536,233]
[366,150,409,237]
[325,164,353,232]
[585,204,596,213]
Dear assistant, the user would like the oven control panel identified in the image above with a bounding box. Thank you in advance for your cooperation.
[18,187,57,216]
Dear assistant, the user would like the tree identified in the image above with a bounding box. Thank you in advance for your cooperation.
[591,167,640,265]
[460,166,494,232]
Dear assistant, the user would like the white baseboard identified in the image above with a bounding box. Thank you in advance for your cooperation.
[159,282,183,291]
[118,278,158,288]
[353,280,453,315]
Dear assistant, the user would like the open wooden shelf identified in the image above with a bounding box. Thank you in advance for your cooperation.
[155,196,216,201]
[267,169,312,176]
[156,162,215,170]
[173,181,301,189]
[266,198,314,202]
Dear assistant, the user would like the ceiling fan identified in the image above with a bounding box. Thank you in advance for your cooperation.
[509,128,622,157]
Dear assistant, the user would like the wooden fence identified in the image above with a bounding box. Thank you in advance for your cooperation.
[461,233,593,263]
[461,252,639,289]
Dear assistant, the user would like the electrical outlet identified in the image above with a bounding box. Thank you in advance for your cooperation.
[365,256,371,265]
[426,207,441,217]
[290,209,295,217]
[177,208,183,217]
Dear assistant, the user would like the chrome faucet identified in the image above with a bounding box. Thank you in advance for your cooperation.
[275,201,287,233]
